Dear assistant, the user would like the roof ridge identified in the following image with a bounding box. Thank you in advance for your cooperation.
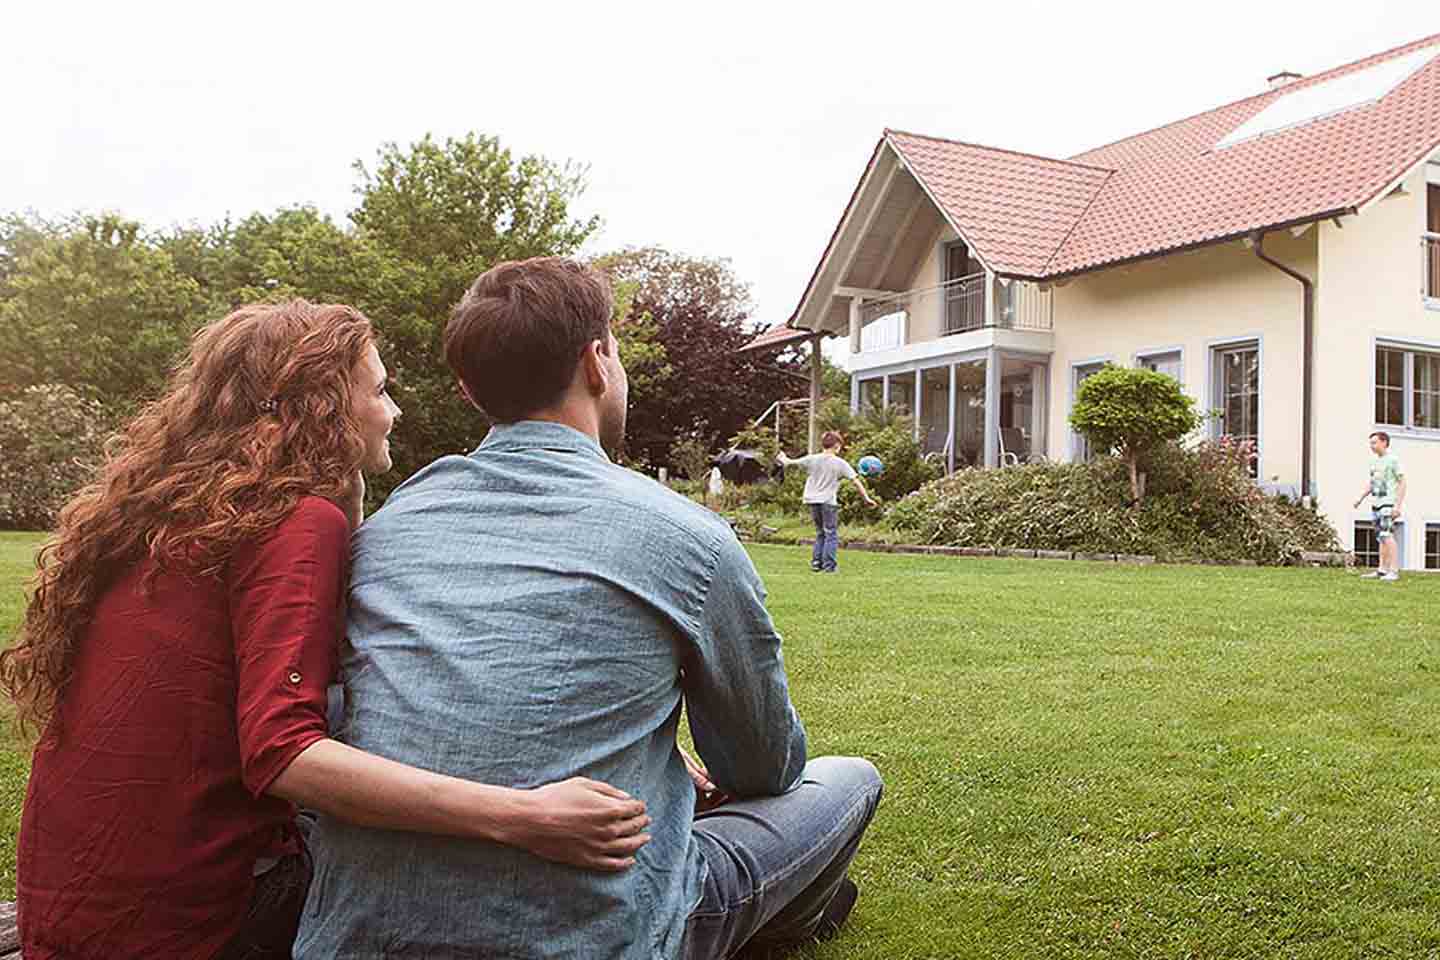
[1069,32,1440,162]
[1038,168,1117,277]
[885,128,1114,173]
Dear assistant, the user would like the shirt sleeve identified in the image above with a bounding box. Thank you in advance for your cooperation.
[228,497,349,798]
[683,535,808,798]
[840,459,858,480]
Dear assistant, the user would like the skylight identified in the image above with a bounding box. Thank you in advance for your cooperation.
[1216,44,1440,149]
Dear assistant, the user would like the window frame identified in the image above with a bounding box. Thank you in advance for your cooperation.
[1353,518,1406,569]
[1207,337,1263,479]
[1372,339,1440,436]
[1134,345,1185,385]
[1425,521,1440,571]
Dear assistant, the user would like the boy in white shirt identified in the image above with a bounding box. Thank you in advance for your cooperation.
[778,431,877,573]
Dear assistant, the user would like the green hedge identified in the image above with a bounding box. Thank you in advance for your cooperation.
[0,385,113,531]
[886,441,1339,565]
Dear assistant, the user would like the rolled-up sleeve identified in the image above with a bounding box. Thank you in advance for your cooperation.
[684,535,808,798]
[228,497,348,798]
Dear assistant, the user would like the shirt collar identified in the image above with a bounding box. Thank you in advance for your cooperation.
[475,420,611,462]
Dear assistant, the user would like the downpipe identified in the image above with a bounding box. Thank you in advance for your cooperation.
[1251,232,1314,505]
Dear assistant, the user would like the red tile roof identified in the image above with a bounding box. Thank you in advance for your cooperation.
[884,132,1112,277]
[736,322,820,353]
[749,33,1440,351]
[1049,33,1440,275]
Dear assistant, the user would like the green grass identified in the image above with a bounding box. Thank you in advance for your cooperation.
[0,532,40,901]
[4,533,1440,955]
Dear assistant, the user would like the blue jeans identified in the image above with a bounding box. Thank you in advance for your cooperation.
[809,504,840,571]
[683,757,883,959]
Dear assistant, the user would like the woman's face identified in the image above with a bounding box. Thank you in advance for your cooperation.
[352,343,401,474]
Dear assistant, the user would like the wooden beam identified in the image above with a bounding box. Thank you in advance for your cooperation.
[871,187,926,289]
[836,285,901,300]
[808,335,822,454]
[832,159,901,288]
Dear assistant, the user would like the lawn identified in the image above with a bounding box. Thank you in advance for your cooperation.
[3,532,1440,957]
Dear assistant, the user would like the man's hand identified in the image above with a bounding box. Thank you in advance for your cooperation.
[679,745,729,813]
[510,778,652,872]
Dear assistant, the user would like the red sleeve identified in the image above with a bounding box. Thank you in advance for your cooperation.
[228,496,349,798]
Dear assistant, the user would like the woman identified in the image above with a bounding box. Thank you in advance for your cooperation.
[1,301,651,959]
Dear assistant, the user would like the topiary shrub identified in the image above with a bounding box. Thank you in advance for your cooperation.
[1070,365,1200,503]
[0,384,115,530]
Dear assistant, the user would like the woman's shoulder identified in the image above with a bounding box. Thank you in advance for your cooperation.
[230,497,349,577]
[286,495,348,530]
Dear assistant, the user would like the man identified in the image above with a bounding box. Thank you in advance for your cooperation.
[1353,430,1407,581]
[296,258,882,959]
[778,432,878,573]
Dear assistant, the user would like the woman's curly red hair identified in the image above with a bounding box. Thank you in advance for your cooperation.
[1,300,375,736]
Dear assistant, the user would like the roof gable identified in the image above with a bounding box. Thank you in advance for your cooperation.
[885,131,1112,277]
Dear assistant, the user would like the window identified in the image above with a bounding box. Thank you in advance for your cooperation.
[1427,524,1440,571]
[1354,523,1381,569]
[1216,43,1439,148]
[1072,362,1105,462]
[1374,344,1440,430]
[1138,350,1182,383]
[1376,347,1405,425]
[1212,342,1260,477]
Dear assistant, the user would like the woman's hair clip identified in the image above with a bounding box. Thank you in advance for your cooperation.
[259,398,279,415]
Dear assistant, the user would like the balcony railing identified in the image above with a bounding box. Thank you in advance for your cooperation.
[858,273,1053,352]
[1426,232,1439,300]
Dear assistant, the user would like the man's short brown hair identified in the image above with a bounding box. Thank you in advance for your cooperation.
[444,257,614,422]
[821,431,844,450]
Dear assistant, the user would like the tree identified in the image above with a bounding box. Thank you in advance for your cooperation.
[591,247,805,468]
[1069,365,1200,502]
[0,214,208,407]
[347,134,602,498]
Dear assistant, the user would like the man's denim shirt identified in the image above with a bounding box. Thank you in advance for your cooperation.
[295,421,808,959]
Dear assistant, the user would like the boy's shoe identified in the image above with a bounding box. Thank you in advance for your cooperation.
[810,561,821,572]
[1381,571,1401,582]
[1360,570,1384,579]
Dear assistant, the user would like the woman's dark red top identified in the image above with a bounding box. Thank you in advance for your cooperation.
[17,497,347,959]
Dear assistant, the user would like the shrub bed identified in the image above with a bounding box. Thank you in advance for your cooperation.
[886,442,1339,565]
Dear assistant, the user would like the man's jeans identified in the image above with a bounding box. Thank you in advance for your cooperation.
[809,504,840,572]
[683,757,883,958]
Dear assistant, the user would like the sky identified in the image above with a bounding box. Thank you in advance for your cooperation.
[5,0,1437,360]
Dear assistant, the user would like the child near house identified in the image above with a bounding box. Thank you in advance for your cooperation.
[1353,430,1407,581]
[777,431,878,573]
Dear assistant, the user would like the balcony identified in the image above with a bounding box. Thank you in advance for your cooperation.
[858,273,1053,353]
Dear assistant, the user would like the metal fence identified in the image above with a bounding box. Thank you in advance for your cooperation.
[1426,232,1439,300]
[858,274,1053,351]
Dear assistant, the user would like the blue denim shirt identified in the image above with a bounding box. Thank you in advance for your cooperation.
[295,421,807,959]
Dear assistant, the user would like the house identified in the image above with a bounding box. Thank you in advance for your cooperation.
[748,34,1440,570]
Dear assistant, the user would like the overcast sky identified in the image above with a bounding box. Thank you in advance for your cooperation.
[5,1,1436,350]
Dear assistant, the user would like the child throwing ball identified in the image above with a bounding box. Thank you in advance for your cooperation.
[777,431,878,573]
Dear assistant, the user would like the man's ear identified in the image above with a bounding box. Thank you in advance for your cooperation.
[456,377,481,410]
[580,340,609,396]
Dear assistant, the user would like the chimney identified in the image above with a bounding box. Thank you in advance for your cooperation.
[1267,71,1303,91]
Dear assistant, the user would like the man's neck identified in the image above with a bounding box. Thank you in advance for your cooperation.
[523,404,601,446]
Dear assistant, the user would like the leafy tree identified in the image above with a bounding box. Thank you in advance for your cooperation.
[348,134,602,497]
[592,247,804,468]
[1069,365,1200,502]
[0,215,207,407]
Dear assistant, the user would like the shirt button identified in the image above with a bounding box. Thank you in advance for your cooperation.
[288,672,302,684]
